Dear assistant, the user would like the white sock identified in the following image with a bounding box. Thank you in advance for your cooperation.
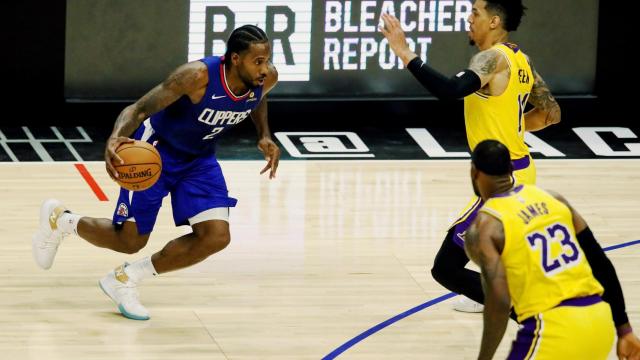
[124,257,158,284]
[56,212,81,236]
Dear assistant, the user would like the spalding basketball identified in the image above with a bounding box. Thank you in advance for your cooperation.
[113,141,162,191]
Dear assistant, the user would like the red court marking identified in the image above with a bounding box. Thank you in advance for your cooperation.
[74,164,109,201]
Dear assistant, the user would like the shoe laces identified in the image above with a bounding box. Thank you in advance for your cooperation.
[116,280,142,305]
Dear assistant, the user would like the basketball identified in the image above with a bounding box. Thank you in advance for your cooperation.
[113,141,162,191]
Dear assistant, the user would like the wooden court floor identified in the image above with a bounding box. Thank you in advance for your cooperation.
[0,160,638,359]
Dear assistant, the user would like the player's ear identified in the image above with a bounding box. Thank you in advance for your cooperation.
[231,52,241,66]
[490,15,501,30]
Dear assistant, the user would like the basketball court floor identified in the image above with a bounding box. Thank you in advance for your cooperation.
[0,159,638,359]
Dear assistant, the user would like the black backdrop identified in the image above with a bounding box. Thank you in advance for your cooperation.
[64,0,599,99]
[7,1,632,127]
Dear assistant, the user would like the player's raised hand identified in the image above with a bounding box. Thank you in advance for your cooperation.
[104,136,134,179]
[618,331,640,360]
[257,137,280,179]
[380,14,409,55]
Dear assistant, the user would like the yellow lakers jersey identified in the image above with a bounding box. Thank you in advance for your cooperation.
[464,43,533,159]
[480,185,604,322]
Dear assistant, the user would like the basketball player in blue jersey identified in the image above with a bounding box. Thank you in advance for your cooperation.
[464,140,640,360]
[381,0,562,313]
[31,25,280,320]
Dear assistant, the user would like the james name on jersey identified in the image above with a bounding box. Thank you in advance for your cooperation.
[516,201,550,225]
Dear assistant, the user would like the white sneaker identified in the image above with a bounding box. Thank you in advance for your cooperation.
[32,199,68,270]
[452,297,484,313]
[99,264,150,320]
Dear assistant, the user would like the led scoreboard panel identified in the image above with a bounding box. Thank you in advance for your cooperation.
[66,0,599,99]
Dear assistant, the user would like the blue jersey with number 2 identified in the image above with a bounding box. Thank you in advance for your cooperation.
[150,56,263,155]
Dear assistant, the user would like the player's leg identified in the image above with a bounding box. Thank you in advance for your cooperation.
[431,228,484,304]
[100,154,237,320]
[93,185,167,321]
[99,210,231,321]
[430,197,485,310]
[32,200,151,270]
[151,213,230,274]
[143,156,237,273]
[33,181,165,269]
[77,218,149,253]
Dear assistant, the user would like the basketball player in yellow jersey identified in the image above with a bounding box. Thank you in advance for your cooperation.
[464,140,640,360]
[381,0,561,313]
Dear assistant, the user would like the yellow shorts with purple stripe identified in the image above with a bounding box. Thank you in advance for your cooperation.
[507,296,614,360]
[448,156,536,247]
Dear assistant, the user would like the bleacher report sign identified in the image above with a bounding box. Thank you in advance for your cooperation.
[188,1,473,96]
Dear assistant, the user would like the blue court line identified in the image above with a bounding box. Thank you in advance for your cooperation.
[603,239,640,251]
[323,238,640,359]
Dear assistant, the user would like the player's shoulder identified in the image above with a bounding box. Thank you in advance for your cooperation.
[539,188,567,204]
[173,59,208,77]
[469,48,509,73]
[520,50,534,69]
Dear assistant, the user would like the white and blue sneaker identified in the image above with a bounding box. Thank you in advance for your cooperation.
[32,199,68,270]
[99,264,150,320]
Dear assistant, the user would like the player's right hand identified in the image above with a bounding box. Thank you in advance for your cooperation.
[104,136,134,180]
[617,331,640,360]
[257,137,280,179]
[380,13,410,57]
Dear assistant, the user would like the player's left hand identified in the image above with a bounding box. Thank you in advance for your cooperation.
[380,13,410,57]
[618,331,640,360]
[257,137,280,179]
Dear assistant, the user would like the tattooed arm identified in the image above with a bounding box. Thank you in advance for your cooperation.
[465,213,511,360]
[468,49,503,89]
[524,62,561,132]
[105,61,208,178]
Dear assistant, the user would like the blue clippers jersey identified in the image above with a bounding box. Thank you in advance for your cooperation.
[150,56,263,155]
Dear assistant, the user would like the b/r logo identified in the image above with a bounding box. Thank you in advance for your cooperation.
[188,0,311,81]
[275,132,374,158]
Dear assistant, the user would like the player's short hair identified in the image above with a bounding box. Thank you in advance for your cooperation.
[224,25,269,59]
[484,0,527,32]
[471,140,513,176]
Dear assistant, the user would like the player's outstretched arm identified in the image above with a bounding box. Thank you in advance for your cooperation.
[251,63,280,179]
[379,13,483,100]
[105,61,208,178]
[524,64,561,132]
[465,213,510,360]
[547,189,640,360]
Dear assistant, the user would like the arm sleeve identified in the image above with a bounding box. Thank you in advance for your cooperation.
[577,227,629,327]
[406,57,481,100]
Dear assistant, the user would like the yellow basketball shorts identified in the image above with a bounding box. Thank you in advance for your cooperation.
[507,295,615,360]
[448,156,536,247]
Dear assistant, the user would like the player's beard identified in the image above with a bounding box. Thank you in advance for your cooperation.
[469,39,476,46]
[238,67,257,89]
[242,75,256,89]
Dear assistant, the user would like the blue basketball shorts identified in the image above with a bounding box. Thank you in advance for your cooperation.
[112,120,237,234]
